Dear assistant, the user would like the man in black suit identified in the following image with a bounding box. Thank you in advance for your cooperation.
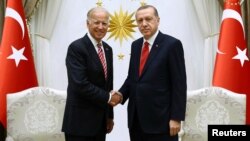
[62,7,121,141]
[114,5,187,141]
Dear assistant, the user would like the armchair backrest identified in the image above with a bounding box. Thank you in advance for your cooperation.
[6,87,66,141]
[181,86,246,141]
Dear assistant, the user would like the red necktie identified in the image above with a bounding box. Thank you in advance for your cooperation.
[97,43,107,80]
[139,41,149,76]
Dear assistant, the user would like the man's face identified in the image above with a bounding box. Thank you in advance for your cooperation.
[87,11,109,42]
[136,7,159,40]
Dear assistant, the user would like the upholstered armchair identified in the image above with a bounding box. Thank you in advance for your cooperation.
[179,86,246,141]
[6,87,66,141]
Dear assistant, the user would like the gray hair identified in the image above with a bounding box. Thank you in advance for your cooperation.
[87,7,110,21]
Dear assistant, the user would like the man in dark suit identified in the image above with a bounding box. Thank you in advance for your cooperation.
[62,7,121,141]
[115,5,187,141]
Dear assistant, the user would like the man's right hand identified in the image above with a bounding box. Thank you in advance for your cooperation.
[108,91,123,106]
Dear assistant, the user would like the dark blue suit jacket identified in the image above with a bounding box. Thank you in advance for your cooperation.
[62,34,113,136]
[120,32,187,134]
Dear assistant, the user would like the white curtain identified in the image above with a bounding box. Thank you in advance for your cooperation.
[29,0,62,87]
[192,0,222,87]
[23,0,41,19]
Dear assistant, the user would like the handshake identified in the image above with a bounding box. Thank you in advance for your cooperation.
[108,90,123,107]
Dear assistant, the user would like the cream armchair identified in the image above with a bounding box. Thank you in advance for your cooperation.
[180,86,246,141]
[6,87,66,141]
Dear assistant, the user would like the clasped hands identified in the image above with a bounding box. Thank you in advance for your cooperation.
[108,90,123,107]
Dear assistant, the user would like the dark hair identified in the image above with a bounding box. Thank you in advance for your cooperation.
[136,5,159,17]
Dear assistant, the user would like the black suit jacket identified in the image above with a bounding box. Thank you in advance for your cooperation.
[120,32,187,134]
[62,34,113,136]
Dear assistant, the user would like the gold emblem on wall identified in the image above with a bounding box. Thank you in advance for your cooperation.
[107,7,137,45]
[95,0,147,60]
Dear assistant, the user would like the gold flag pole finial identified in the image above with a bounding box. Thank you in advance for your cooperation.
[140,0,146,6]
[96,0,103,7]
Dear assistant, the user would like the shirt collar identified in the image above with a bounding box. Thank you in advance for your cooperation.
[143,30,159,45]
[87,32,101,48]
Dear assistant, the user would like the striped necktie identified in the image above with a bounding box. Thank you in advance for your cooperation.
[97,43,107,80]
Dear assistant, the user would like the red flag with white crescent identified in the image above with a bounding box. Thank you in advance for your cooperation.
[0,0,38,136]
[213,0,250,124]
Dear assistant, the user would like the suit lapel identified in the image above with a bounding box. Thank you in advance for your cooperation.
[84,35,105,77]
[139,32,163,78]
[135,39,144,80]
[103,44,112,81]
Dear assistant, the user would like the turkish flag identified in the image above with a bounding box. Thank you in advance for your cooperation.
[0,0,38,137]
[213,0,250,124]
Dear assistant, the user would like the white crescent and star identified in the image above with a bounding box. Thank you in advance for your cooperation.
[232,47,249,67]
[217,9,244,55]
[5,7,28,67]
[6,7,25,39]
[222,9,245,38]
[217,9,249,67]
[7,46,27,67]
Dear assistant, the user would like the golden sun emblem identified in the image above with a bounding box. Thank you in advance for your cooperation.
[107,7,137,45]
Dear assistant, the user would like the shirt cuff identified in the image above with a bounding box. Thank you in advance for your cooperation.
[108,92,113,103]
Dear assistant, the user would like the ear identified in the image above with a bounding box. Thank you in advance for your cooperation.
[86,20,90,29]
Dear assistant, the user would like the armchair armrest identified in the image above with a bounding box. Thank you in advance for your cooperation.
[5,136,14,141]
